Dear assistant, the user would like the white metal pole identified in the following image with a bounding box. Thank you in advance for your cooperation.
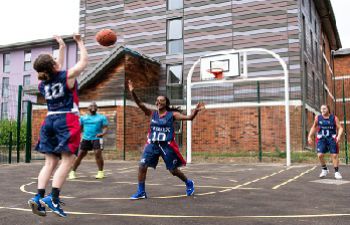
[186,59,200,163]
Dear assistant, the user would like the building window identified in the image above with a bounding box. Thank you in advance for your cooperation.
[2,77,9,98]
[53,47,59,60]
[3,53,10,73]
[1,102,8,120]
[24,51,32,71]
[22,101,28,121]
[315,41,318,68]
[316,78,320,108]
[312,72,315,105]
[309,0,312,22]
[310,31,313,61]
[302,15,306,51]
[314,20,317,35]
[167,18,183,54]
[167,0,183,10]
[23,75,31,87]
[304,62,308,101]
[166,64,183,99]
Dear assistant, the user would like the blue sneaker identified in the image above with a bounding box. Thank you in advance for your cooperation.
[130,191,147,200]
[28,194,46,217]
[186,180,195,196]
[40,194,67,217]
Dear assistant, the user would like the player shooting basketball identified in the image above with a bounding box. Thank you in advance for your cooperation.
[28,34,88,217]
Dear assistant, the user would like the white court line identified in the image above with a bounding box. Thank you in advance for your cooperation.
[2,206,350,219]
[272,166,317,190]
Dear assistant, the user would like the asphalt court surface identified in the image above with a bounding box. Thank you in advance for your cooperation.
[1,161,350,225]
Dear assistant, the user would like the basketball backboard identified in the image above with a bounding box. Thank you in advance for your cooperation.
[200,53,240,80]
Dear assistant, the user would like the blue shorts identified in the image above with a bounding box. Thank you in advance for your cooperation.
[35,113,80,156]
[316,137,339,154]
[140,141,186,170]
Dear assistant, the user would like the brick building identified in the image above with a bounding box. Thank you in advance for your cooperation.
[334,49,350,142]
[30,0,344,157]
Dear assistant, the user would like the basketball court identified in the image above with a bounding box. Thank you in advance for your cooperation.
[1,161,350,225]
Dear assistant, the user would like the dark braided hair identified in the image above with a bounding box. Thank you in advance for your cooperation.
[162,96,182,113]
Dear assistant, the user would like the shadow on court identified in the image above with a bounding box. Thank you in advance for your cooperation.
[1,161,350,225]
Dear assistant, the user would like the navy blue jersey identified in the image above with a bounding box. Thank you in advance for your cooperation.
[148,111,175,142]
[38,71,79,112]
[317,114,337,139]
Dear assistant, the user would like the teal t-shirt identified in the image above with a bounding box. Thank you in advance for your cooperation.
[80,113,108,140]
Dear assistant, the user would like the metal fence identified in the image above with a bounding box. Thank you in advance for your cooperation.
[0,85,32,164]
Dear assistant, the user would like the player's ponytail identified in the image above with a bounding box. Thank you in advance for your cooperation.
[37,72,50,81]
[165,96,182,113]
[33,54,57,81]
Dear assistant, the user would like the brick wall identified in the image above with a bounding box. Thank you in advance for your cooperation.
[334,53,350,144]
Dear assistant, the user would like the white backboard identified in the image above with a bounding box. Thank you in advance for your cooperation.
[200,53,240,80]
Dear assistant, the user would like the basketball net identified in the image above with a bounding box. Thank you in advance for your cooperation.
[207,68,224,79]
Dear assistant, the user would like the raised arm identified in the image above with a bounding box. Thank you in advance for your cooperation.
[67,34,88,89]
[308,116,318,145]
[54,35,65,70]
[128,80,152,116]
[335,116,343,143]
[173,102,205,121]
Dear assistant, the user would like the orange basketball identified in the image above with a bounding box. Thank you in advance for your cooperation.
[95,29,117,47]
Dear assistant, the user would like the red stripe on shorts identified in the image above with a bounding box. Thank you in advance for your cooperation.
[66,113,81,154]
[169,140,186,166]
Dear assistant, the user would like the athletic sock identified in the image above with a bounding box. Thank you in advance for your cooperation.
[138,182,145,193]
[37,189,45,198]
[321,165,328,170]
[334,167,339,172]
[51,187,60,204]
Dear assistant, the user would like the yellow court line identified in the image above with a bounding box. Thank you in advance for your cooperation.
[218,167,293,193]
[272,166,317,190]
[2,206,350,219]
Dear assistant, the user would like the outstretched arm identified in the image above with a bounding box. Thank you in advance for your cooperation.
[173,102,205,121]
[128,80,152,116]
[335,116,343,143]
[308,116,318,145]
[54,35,65,70]
[67,34,88,89]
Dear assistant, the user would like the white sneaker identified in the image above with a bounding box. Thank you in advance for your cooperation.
[68,171,77,180]
[335,172,343,180]
[319,169,329,178]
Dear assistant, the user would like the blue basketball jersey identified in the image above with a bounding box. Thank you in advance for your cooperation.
[148,111,175,142]
[38,71,79,112]
[317,114,337,139]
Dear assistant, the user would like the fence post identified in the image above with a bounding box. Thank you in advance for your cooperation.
[8,132,12,164]
[342,79,348,164]
[123,85,126,161]
[257,81,262,162]
[25,101,32,163]
[17,85,23,163]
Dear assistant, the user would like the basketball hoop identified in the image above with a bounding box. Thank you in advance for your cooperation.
[207,68,224,79]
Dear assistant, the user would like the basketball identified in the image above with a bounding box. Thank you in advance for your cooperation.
[95,29,117,47]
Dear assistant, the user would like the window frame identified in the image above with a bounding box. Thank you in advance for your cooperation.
[166,18,184,55]
[24,51,32,71]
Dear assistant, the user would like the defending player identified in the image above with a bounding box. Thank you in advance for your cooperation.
[308,105,343,179]
[28,34,88,217]
[128,80,205,199]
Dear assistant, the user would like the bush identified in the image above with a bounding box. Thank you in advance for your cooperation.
[0,120,27,146]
